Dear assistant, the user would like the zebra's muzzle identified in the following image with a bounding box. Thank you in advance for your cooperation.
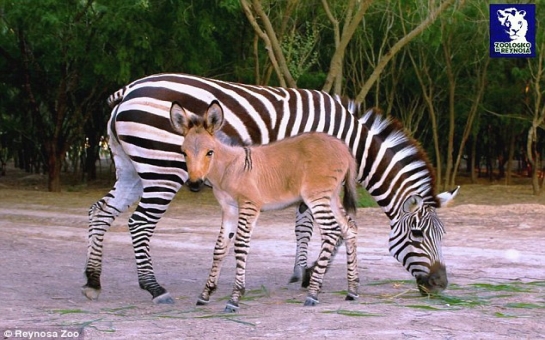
[416,262,448,295]
[187,179,205,192]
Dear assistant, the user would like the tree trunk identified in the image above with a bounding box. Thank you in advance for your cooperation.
[46,141,63,192]
[506,131,515,185]
[527,126,542,195]
[470,135,477,183]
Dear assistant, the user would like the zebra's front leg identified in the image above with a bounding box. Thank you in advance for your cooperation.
[224,202,259,313]
[290,203,314,284]
[197,204,238,306]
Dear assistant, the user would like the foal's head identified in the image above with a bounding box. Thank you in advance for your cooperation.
[169,100,225,189]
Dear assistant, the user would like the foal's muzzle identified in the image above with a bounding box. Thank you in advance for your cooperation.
[187,179,205,192]
[416,262,448,295]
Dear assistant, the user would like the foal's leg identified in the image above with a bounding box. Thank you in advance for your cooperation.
[225,201,260,313]
[197,204,238,306]
[303,201,343,306]
[335,206,359,301]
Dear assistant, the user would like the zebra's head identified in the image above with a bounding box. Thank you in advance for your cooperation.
[389,187,459,295]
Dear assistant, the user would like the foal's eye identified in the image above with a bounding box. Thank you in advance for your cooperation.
[206,150,214,157]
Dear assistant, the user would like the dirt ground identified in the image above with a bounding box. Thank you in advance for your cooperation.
[1,166,544,340]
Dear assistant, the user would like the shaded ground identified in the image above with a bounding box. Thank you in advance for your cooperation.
[1,166,544,339]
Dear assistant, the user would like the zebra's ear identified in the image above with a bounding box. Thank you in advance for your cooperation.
[169,101,193,137]
[204,100,225,134]
[402,195,423,213]
[437,185,460,208]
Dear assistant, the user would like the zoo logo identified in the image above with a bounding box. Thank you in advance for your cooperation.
[489,4,536,58]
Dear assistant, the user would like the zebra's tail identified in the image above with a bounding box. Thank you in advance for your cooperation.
[342,159,358,216]
[107,87,126,108]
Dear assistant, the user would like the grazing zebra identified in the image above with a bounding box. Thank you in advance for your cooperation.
[293,103,460,295]
[169,100,359,311]
[83,73,457,304]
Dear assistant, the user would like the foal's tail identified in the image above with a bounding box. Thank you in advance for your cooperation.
[342,159,358,216]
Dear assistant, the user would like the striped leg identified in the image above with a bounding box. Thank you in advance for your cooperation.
[128,189,178,304]
[341,214,359,300]
[83,138,142,301]
[197,204,238,306]
[290,203,314,283]
[225,201,260,313]
[303,201,343,306]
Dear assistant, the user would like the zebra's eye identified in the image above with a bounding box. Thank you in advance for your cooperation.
[206,150,214,157]
[411,229,424,242]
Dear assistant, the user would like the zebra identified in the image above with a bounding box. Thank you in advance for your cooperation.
[292,102,460,295]
[83,73,458,304]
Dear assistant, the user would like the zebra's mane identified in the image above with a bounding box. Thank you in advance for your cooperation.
[336,96,439,207]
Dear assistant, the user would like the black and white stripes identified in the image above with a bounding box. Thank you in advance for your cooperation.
[82,73,457,304]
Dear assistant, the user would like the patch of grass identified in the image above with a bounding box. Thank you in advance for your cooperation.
[403,304,445,311]
[196,313,256,326]
[504,302,545,309]
[285,298,301,304]
[430,294,488,308]
[52,309,89,315]
[244,285,270,301]
[357,188,378,208]
[470,283,533,293]
[322,309,381,317]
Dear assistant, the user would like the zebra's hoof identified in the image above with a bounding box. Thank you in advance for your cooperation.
[289,266,304,283]
[153,292,174,304]
[224,301,239,313]
[304,296,319,306]
[196,297,210,306]
[301,267,313,288]
[81,286,100,301]
[345,292,359,301]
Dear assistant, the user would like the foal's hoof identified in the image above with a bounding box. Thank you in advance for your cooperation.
[304,296,319,306]
[81,286,100,301]
[153,292,175,304]
[345,292,359,301]
[224,301,239,313]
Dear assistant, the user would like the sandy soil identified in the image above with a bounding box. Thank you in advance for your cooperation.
[1,169,544,340]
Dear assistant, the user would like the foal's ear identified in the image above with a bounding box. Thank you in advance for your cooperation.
[204,100,225,134]
[169,101,195,137]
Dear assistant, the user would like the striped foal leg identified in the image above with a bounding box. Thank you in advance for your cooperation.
[197,204,239,306]
[304,200,342,306]
[225,201,260,313]
[340,213,359,301]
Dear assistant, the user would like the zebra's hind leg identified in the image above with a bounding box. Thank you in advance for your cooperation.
[290,203,314,284]
[83,146,142,301]
[129,188,180,304]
